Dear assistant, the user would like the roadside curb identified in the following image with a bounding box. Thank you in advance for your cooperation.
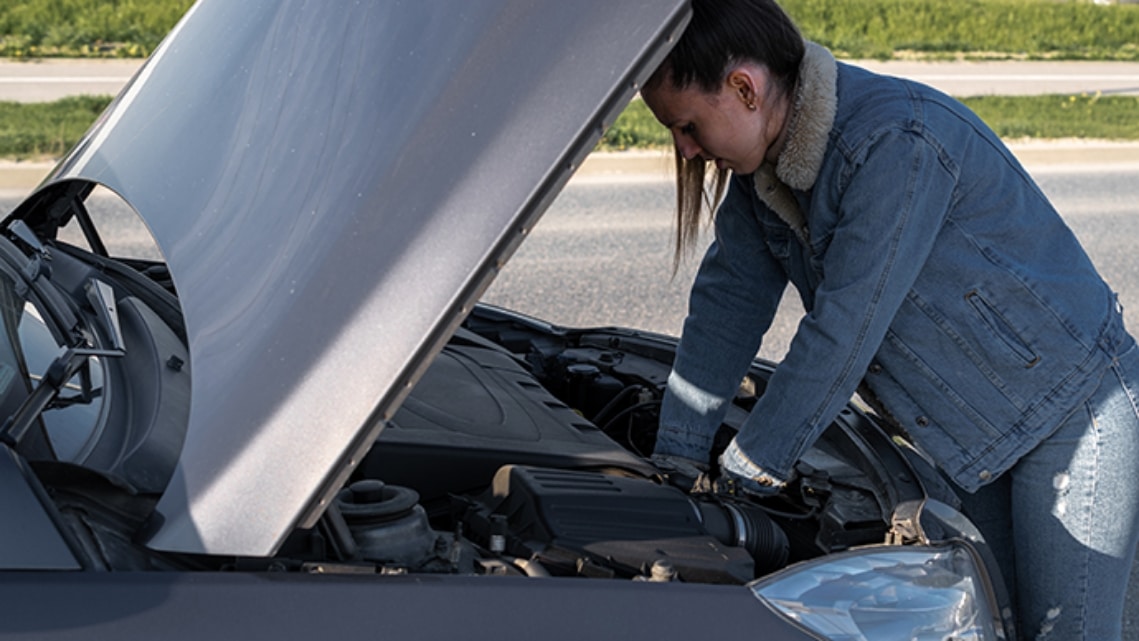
[0,162,52,193]
[1004,140,1139,169]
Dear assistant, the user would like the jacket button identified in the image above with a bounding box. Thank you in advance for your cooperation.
[868,363,882,374]
[915,416,929,427]
[979,470,992,481]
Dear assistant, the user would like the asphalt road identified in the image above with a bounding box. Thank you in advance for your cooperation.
[0,59,139,102]
[1,58,1138,102]
[852,59,1139,96]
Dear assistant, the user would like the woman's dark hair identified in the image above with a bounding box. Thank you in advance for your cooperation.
[648,0,805,268]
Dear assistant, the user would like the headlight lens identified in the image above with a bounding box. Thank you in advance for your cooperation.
[751,544,1002,641]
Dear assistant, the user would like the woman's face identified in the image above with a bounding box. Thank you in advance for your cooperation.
[642,63,789,175]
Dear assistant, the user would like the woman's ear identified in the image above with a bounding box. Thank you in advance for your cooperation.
[726,68,758,111]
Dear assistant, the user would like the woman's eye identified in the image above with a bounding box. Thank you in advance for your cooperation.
[679,123,695,135]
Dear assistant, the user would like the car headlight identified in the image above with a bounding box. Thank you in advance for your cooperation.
[750,544,1004,641]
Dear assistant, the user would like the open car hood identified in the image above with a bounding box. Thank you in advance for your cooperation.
[20,0,688,556]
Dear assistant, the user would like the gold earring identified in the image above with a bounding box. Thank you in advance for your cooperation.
[747,101,757,111]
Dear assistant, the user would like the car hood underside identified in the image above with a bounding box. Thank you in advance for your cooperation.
[14,0,689,556]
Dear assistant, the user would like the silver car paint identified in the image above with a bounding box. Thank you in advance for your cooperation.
[37,0,688,555]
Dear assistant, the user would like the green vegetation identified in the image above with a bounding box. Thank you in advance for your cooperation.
[600,100,674,150]
[0,96,112,159]
[596,93,1139,151]
[784,0,1139,60]
[965,93,1139,138]
[0,0,192,58]
[0,0,1135,159]
[0,92,1135,161]
[0,0,1136,60]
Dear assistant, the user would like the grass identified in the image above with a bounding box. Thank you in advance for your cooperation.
[596,93,1139,152]
[0,0,193,58]
[964,93,1139,139]
[0,0,1136,60]
[0,95,113,159]
[599,100,674,150]
[0,93,1134,161]
[783,0,1139,60]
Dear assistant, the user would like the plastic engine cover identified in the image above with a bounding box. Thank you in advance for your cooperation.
[484,466,755,584]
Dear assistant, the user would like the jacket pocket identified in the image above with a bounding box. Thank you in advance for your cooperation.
[965,288,1041,367]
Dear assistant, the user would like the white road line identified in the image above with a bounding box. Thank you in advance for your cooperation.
[0,77,131,83]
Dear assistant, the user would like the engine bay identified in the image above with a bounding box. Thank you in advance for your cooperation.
[20,238,937,583]
[263,306,935,584]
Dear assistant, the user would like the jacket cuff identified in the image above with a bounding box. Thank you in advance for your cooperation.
[653,424,717,461]
[719,438,787,488]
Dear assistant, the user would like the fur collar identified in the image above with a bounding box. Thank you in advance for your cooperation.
[776,42,837,190]
[751,42,837,241]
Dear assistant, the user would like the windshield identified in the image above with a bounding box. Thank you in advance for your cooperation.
[0,232,110,463]
[17,300,107,461]
[0,270,32,438]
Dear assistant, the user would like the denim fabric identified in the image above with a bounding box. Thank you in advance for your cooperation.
[957,339,1139,640]
[655,61,1129,494]
[718,438,787,494]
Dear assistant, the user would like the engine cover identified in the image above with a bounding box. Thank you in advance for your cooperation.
[479,465,756,584]
[362,332,655,504]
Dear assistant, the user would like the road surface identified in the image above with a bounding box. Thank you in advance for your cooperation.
[1,58,1139,102]
[0,59,138,102]
[851,59,1139,96]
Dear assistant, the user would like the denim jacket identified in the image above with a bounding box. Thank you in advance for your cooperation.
[656,43,1131,493]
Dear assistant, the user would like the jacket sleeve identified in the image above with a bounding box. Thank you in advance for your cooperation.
[733,129,959,478]
[654,177,789,461]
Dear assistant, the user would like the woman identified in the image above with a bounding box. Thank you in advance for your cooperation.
[642,1,1139,639]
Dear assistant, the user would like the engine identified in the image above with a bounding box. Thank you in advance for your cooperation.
[267,316,918,584]
[325,465,789,584]
[43,309,924,582]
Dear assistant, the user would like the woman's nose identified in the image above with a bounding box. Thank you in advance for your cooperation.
[674,134,702,161]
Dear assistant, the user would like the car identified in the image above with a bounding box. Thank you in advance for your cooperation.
[0,1,1014,639]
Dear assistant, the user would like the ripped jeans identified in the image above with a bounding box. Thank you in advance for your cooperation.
[958,339,1139,641]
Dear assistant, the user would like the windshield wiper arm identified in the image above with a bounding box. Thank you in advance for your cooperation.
[0,345,123,452]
